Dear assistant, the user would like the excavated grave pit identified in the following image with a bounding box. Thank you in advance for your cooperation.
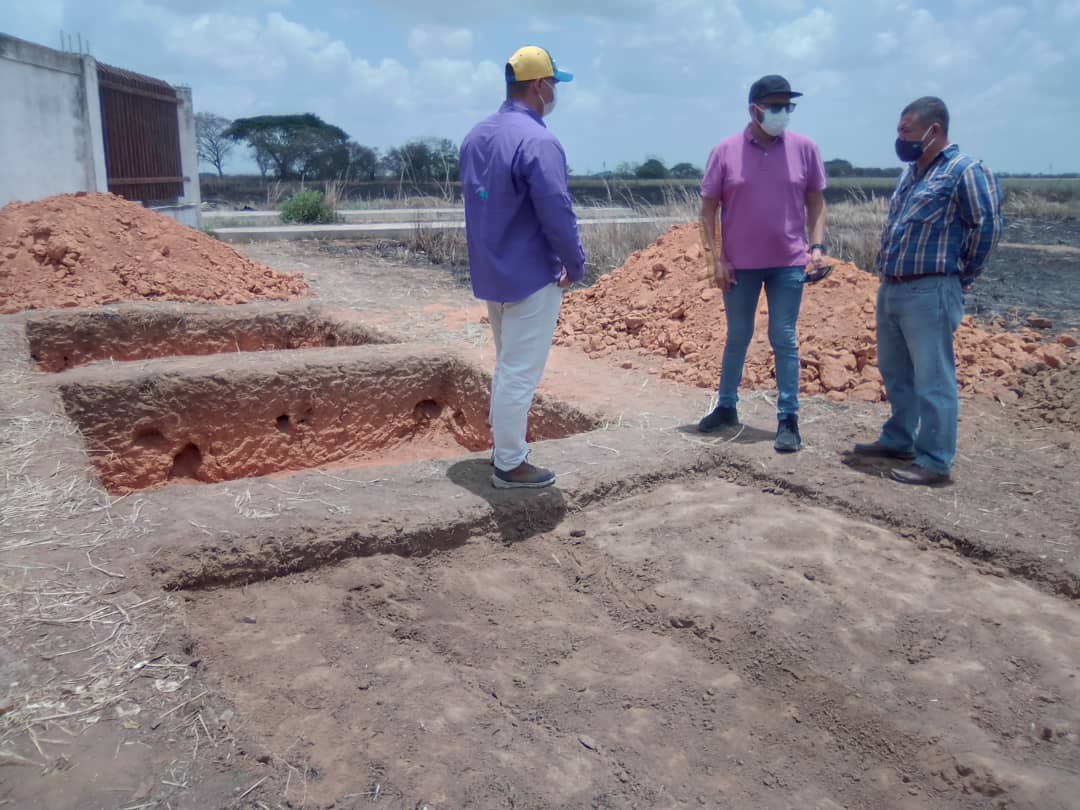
[25,303,394,372]
[57,344,600,494]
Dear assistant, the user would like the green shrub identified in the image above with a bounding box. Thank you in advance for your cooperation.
[279,190,339,224]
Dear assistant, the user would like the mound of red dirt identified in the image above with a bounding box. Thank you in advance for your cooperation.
[556,224,1076,403]
[0,193,308,314]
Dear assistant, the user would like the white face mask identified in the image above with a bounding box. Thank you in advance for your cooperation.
[540,79,557,117]
[754,104,790,137]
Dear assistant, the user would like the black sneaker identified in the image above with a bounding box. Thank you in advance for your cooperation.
[698,405,739,434]
[774,415,802,453]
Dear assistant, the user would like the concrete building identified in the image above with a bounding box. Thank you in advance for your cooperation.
[0,32,200,228]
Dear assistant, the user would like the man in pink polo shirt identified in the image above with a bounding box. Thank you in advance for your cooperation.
[698,74,828,452]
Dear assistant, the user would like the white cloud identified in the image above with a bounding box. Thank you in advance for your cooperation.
[348,58,412,104]
[158,11,354,79]
[758,0,806,10]
[566,88,601,112]
[372,0,656,23]
[973,5,1026,39]
[768,8,836,62]
[527,16,560,33]
[163,14,285,79]
[1056,1,1080,20]
[874,31,899,55]
[7,0,1073,175]
[407,25,474,59]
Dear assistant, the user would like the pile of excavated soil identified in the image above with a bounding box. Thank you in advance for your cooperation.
[1015,364,1080,432]
[556,223,1077,403]
[0,193,308,314]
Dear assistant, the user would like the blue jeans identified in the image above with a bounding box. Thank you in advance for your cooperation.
[876,275,964,475]
[718,266,805,418]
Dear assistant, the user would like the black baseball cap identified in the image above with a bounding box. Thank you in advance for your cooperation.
[749,74,803,103]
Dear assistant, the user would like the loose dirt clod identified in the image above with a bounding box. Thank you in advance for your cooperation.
[556,223,1078,402]
[1015,363,1080,432]
[0,192,308,313]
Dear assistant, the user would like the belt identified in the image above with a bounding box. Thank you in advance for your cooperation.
[880,273,954,284]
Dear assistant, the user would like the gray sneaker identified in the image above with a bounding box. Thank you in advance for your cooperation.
[492,461,556,489]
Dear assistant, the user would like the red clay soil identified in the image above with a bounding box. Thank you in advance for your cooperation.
[0,193,307,314]
[556,224,1077,402]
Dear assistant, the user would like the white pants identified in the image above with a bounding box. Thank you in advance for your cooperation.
[487,283,563,472]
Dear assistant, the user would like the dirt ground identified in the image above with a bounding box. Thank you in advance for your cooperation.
[2,222,1079,810]
[967,218,1080,334]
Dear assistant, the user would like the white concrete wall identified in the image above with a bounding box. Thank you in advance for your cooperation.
[0,33,108,206]
[172,86,202,228]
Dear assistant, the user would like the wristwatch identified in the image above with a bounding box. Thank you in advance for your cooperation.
[809,243,827,253]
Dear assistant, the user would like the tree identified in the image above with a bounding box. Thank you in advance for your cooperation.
[381,137,459,184]
[346,143,378,181]
[613,161,640,178]
[825,158,854,177]
[224,114,350,180]
[195,113,234,177]
[253,148,272,179]
[669,162,703,179]
[636,158,669,180]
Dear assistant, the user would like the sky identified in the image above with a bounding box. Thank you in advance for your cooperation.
[2,0,1078,176]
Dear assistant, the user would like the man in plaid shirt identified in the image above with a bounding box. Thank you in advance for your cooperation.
[852,96,1002,485]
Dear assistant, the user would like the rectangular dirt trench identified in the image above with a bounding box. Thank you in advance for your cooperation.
[58,346,600,493]
[26,303,395,371]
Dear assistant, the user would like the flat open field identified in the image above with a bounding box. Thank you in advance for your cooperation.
[1,211,1078,809]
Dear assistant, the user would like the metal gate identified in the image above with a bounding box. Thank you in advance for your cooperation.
[97,63,185,204]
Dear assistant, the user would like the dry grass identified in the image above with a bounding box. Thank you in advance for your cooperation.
[406,225,469,279]
[383,186,892,284]
[826,194,888,272]
[580,221,675,283]
[1004,189,1079,220]
[265,180,287,208]
[0,358,200,778]
[322,179,345,214]
[580,186,699,283]
[343,194,459,210]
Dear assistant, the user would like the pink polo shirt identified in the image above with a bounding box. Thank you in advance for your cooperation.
[700,126,826,271]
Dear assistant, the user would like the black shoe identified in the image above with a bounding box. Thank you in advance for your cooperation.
[698,405,739,433]
[774,415,802,453]
[890,463,950,486]
[852,441,916,461]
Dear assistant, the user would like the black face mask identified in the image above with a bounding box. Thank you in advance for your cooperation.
[895,126,935,163]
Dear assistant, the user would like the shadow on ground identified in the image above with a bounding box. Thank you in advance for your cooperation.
[839,451,905,481]
[446,458,567,544]
[674,423,776,445]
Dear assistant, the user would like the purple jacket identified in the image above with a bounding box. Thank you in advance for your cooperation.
[460,101,586,303]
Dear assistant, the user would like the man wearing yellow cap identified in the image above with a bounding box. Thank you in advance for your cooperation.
[460,46,585,489]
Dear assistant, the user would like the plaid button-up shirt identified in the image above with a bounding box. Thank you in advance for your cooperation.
[878,144,1003,286]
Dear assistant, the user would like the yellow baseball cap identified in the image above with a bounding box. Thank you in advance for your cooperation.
[505,46,574,84]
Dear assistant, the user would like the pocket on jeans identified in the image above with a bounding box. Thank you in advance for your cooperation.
[941,280,964,330]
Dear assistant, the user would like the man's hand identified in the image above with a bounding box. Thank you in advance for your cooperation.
[557,269,571,289]
[712,255,735,292]
[808,246,827,273]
